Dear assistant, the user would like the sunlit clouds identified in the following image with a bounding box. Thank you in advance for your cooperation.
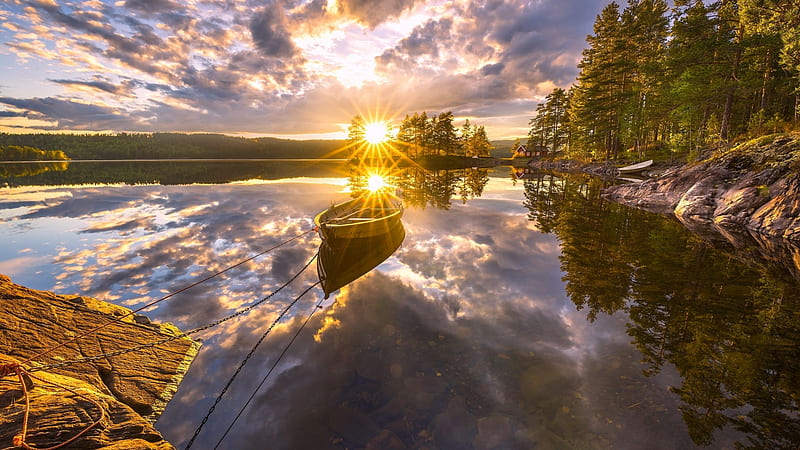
[0,0,608,138]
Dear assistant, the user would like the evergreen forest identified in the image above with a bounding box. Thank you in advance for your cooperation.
[0,133,346,160]
[527,0,800,161]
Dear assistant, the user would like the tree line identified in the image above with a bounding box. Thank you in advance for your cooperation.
[348,112,493,158]
[0,145,69,161]
[0,133,346,160]
[528,0,799,161]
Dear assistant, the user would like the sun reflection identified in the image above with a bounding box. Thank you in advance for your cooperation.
[367,174,388,192]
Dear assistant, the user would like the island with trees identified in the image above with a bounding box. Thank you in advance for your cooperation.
[346,112,494,168]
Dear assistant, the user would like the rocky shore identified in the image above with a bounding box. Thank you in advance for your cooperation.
[602,133,800,276]
[0,274,199,449]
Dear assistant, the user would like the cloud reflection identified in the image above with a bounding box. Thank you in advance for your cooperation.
[0,176,695,449]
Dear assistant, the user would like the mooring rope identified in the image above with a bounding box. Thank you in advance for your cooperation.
[0,361,106,450]
[18,227,317,369]
[29,252,318,373]
[184,280,322,450]
[212,294,328,450]
[0,227,319,449]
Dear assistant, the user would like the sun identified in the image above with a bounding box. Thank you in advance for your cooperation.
[364,122,389,144]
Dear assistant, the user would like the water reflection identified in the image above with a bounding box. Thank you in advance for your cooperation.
[347,164,489,210]
[0,161,69,180]
[523,171,800,447]
[0,165,799,448]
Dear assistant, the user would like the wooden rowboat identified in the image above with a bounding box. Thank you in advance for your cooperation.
[314,195,403,241]
[617,159,653,174]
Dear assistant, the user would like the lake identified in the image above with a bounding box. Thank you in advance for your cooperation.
[1,160,799,449]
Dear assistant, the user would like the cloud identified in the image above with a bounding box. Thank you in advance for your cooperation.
[250,4,297,58]
[336,0,423,29]
[0,96,129,129]
[1,0,610,137]
[49,78,122,95]
[123,0,182,14]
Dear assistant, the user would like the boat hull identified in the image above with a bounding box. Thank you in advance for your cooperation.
[317,221,406,298]
[314,196,404,240]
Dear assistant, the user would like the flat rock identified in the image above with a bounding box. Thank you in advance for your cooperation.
[0,274,199,448]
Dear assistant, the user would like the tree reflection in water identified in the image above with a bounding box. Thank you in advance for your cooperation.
[0,161,69,179]
[347,165,490,210]
[522,171,800,448]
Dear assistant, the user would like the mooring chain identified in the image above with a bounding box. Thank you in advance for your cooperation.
[18,227,318,370]
[29,252,318,374]
[184,280,322,449]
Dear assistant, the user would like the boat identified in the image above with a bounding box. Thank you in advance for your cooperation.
[314,194,403,240]
[617,159,653,175]
[317,219,406,298]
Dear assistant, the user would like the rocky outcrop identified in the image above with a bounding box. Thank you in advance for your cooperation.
[604,134,800,241]
[602,133,800,276]
[0,274,199,449]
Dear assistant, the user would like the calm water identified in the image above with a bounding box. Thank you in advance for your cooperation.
[1,161,799,449]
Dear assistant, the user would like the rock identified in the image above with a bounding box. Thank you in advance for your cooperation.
[0,357,173,449]
[603,133,800,275]
[0,275,199,448]
[431,396,477,449]
[366,429,408,450]
[474,414,513,450]
[328,406,381,446]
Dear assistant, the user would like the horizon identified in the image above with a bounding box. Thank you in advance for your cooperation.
[0,0,609,141]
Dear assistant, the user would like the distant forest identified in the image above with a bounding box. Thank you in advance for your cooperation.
[0,133,347,160]
[527,0,800,161]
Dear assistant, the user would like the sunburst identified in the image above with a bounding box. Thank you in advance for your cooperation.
[364,122,389,144]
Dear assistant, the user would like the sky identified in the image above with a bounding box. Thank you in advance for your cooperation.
[0,0,609,140]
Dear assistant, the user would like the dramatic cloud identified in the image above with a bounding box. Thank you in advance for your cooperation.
[0,0,609,138]
[250,4,297,58]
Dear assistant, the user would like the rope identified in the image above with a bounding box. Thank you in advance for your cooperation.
[21,227,317,368]
[184,280,321,450]
[29,252,318,374]
[1,361,106,450]
[212,295,327,449]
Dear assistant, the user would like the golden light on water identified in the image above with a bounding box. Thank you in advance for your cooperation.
[367,174,388,191]
[364,122,389,144]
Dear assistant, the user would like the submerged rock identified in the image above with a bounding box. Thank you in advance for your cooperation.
[0,274,199,449]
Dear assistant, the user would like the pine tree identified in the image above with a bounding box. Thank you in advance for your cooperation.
[571,2,627,160]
